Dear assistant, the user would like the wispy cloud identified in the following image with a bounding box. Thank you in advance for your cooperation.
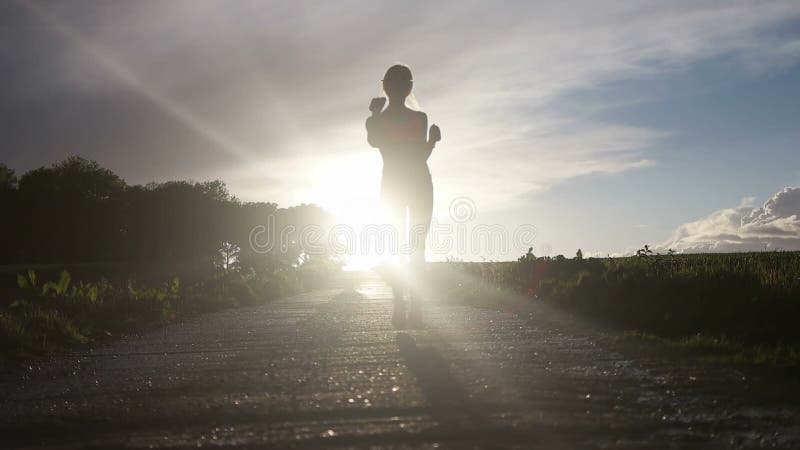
[3,0,800,218]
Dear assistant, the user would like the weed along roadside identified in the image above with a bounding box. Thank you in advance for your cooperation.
[0,260,338,361]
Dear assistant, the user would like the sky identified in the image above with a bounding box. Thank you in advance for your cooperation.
[2,0,800,260]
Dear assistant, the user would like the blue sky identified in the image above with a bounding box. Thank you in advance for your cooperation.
[523,56,800,255]
[1,1,799,259]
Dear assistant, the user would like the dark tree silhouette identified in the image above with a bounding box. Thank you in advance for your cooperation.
[0,157,332,269]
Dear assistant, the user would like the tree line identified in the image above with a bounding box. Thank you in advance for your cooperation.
[0,157,331,269]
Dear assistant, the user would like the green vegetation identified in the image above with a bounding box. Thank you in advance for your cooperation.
[608,331,800,366]
[1,260,337,360]
[0,156,342,360]
[434,249,800,365]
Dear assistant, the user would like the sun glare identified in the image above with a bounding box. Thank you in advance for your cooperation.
[311,153,389,271]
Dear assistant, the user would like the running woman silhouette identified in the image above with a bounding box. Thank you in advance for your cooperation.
[365,64,441,328]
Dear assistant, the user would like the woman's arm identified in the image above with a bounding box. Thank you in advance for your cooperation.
[365,115,380,148]
[366,97,387,148]
[420,113,438,161]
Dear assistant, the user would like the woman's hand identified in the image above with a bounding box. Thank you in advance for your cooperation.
[369,97,386,116]
[366,100,385,148]
[429,124,441,143]
[422,124,440,161]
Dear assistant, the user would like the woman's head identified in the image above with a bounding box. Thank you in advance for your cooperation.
[382,64,413,102]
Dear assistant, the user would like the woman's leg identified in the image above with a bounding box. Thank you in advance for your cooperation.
[381,183,408,327]
[407,180,433,323]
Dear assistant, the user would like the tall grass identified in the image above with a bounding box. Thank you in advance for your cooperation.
[434,251,800,349]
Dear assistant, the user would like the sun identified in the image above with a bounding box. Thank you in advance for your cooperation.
[310,153,389,271]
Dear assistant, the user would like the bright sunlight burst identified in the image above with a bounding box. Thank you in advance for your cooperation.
[310,152,390,271]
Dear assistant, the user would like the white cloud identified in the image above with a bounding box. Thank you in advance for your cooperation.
[662,187,800,252]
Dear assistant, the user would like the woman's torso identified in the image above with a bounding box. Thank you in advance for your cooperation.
[374,109,430,179]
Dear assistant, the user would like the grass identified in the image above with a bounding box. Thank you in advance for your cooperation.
[609,331,800,367]
[0,259,339,361]
[430,250,800,366]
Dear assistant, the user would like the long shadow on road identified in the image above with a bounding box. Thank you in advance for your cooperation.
[396,331,469,409]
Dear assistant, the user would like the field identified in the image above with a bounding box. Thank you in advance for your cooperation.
[430,250,800,365]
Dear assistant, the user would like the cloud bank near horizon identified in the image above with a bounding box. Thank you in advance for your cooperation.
[662,187,800,253]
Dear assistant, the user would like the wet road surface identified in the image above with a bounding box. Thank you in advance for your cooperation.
[2,272,799,449]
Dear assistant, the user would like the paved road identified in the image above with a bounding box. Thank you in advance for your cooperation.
[2,272,799,449]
